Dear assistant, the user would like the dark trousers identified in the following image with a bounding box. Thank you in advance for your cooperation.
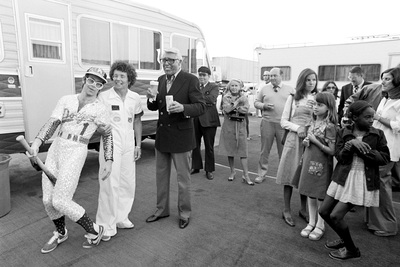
[192,119,217,172]
[155,149,191,220]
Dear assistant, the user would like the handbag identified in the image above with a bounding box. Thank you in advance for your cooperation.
[228,111,245,122]
[281,94,294,145]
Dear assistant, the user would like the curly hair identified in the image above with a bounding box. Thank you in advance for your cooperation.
[109,61,137,88]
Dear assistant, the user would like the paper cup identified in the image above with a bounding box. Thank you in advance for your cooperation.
[166,95,173,112]
[165,95,174,111]
[150,81,158,96]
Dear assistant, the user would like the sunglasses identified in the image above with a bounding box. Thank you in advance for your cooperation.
[86,77,104,89]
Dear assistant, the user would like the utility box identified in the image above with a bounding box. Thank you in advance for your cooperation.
[0,154,11,217]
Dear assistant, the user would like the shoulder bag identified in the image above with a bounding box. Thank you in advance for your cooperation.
[281,94,294,145]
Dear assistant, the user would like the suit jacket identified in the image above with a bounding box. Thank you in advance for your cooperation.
[344,83,383,112]
[147,70,206,153]
[338,81,371,119]
[197,82,220,127]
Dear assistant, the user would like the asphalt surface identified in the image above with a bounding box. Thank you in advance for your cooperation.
[1,115,399,267]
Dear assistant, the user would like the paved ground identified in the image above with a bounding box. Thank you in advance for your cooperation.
[1,115,399,267]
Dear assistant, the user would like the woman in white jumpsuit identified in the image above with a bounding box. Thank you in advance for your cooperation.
[96,61,143,239]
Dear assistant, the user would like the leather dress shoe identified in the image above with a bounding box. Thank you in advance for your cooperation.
[206,172,214,180]
[146,214,169,223]
[179,218,190,229]
[190,169,200,175]
[374,230,397,237]
[329,247,361,261]
[325,239,345,250]
[282,212,295,227]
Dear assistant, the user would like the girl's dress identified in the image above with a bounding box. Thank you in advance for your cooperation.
[218,92,249,157]
[327,136,379,207]
[276,96,313,187]
[298,121,336,200]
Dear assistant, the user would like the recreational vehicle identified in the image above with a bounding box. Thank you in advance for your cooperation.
[255,37,400,90]
[0,0,211,154]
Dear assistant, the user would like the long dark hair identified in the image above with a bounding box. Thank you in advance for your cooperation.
[381,68,400,88]
[313,92,338,125]
[322,80,339,98]
[294,68,318,101]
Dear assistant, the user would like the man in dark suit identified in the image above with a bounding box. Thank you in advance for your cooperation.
[338,66,371,122]
[145,48,205,229]
[191,66,220,180]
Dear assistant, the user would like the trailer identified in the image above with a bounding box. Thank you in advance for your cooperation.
[255,37,400,90]
[0,0,212,154]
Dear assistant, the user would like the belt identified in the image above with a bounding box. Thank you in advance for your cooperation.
[57,131,89,145]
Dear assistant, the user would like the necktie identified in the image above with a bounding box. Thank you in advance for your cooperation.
[273,85,279,92]
[167,75,175,92]
[354,85,359,93]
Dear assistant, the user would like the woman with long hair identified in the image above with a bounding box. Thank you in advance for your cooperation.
[277,68,318,226]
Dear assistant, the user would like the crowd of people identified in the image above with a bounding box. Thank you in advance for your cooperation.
[26,47,399,262]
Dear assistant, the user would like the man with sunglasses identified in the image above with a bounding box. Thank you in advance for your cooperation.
[146,48,205,229]
[191,66,220,180]
[28,67,113,253]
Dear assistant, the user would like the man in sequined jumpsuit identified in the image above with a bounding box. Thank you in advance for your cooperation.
[29,67,113,253]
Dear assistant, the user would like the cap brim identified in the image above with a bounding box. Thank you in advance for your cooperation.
[86,72,107,84]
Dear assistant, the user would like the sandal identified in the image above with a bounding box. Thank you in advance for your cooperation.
[309,226,324,241]
[300,224,315,238]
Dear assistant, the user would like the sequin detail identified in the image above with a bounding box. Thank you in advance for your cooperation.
[36,118,61,142]
[41,95,112,222]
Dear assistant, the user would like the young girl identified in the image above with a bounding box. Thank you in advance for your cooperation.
[298,92,338,241]
[319,100,390,261]
[218,79,254,185]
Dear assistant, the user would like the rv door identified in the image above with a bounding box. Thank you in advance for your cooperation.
[15,0,73,143]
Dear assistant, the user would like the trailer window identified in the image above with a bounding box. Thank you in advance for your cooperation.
[172,35,206,74]
[318,64,381,82]
[80,18,111,65]
[139,29,161,70]
[0,22,4,62]
[80,17,161,70]
[196,41,206,70]
[173,35,190,72]
[28,17,64,61]
[260,66,291,81]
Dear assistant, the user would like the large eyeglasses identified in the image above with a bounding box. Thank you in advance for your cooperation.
[86,77,104,89]
[161,58,178,64]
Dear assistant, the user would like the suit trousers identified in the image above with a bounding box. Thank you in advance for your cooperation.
[366,162,398,233]
[192,118,217,172]
[155,149,191,220]
[258,120,284,178]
